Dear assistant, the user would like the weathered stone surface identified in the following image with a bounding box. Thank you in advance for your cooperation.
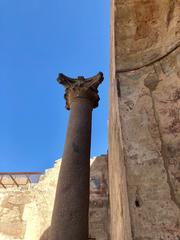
[110,0,180,239]
[108,0,133,239]
[0,191,31,240]
[0,155,109,240]
[57,72,103,110]
[114,0,180,71]
[89,156,109,240]
[117,47,180,240]
[109,63,132,240]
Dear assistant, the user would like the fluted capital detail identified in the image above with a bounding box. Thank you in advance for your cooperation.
[57,72,104,110]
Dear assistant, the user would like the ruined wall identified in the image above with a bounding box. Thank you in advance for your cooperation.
[109,0,180,239]
[0,155,109,240]
[0,190,31,240]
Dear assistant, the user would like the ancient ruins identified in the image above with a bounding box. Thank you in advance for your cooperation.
[0,156,109,240]
[109,0,180,239]
[0,0,180,239]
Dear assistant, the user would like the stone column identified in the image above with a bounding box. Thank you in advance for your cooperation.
[50,72,104,240]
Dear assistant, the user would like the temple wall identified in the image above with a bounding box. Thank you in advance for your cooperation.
[0,155,109,240]
[109,0,180,239]
[108,0,132,238]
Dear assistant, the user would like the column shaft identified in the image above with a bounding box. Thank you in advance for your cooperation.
[50,99,92,240]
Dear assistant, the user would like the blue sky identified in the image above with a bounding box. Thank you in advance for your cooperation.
[0,0,110,172]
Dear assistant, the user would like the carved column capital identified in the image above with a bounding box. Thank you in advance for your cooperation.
[57,72,104,110]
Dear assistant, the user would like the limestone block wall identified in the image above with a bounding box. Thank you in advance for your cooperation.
[0,190,31,240]
[109,0,180,239]
[0,155,109,240]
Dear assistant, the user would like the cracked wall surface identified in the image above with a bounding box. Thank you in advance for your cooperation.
[109,0,180,239]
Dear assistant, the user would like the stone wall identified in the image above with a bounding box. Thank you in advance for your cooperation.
[109,0,180,239]
[109,1,132,238]
[0,155,109,240]
[0,190,31,240]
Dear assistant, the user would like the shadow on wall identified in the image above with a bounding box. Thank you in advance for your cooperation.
[40,227,50,240]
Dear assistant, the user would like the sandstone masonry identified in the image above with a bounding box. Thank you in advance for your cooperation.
[0,155,109,240]
[109,0,180,239]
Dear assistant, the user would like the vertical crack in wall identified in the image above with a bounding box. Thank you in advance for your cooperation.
[147,70,180,211]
